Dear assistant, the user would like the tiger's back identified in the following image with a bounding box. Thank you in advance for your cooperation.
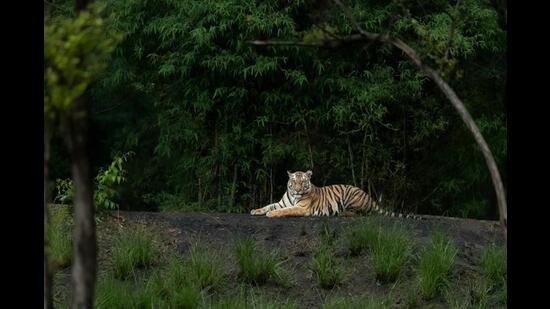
[308,184,377,216]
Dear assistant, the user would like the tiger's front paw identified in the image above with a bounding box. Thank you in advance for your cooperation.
[266,211,274,217]
[250,208,265,216]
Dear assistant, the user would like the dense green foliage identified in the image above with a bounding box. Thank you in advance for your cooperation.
[53,152,133,211]
[44,3,121,120]
[45,0,506,218]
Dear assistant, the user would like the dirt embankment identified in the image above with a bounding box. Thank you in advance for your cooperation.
[121,211,504,253]
[114,211,504,308]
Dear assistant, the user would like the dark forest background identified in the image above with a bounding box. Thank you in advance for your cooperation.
[45,0,507,219]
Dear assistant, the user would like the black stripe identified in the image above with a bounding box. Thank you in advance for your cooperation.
[348,186,357,201]
[343,187,352,204]
[366,194,373,210]
[363,195,371,212]
[351,188,361,198]
[282,197,290,208]
[337,200,344,213]
[349,189,361,204]
[326,187,336,202]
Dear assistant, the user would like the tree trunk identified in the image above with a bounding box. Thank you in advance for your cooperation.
[44,124,53,309]
[65,96,97,309]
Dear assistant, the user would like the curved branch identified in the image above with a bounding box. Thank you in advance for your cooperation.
[334,0,507,238]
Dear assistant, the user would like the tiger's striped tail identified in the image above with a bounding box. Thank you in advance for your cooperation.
[371,195,423,220]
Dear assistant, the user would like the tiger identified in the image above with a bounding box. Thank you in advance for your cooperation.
[250,170,421,219]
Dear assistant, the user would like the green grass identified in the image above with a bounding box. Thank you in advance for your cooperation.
[147,256,203,308]
[442,244,507,308]
[309,245,344,289]
[322,295,392,309]
[185,243,226,290]
[95,277,163,309]
[111,244,224,308]
[111,227,156,279]
[319,221,338,246]
[210,287,298,309]
[208,284,299,309]
[346,221,413,282]
[370,225,413,283]
[445,277,493,309]
[468,279,491,309]
[417,231,458,299]
[480,244,506,287]
[46,206,73,270]
[403,288,420,309]
[234,237,287,285]
[346,221,378,256]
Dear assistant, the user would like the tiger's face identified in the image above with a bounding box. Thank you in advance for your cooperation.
[287,170,313,195]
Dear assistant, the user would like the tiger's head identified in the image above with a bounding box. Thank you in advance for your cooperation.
[287,170,313,196]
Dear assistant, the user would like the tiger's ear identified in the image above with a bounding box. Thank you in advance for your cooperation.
[306,170,313,177]
[287,170,293,177]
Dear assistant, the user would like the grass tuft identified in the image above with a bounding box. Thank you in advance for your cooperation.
[346,220,378,256]
[234,237,287,285]
[319,221,338,246]
[186,243,226,290]
[95,277,161,309]
[322,295,392,309]
[370,224,413,283]
[445,277,492,309]
[46,206,73,270]
[147,256,203,308]
[211,287,298,309]
[347,221,413,282]
[309,245,344,289]
[480,243,506,287]
[111,226,156,279]
[417,231,458,299]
